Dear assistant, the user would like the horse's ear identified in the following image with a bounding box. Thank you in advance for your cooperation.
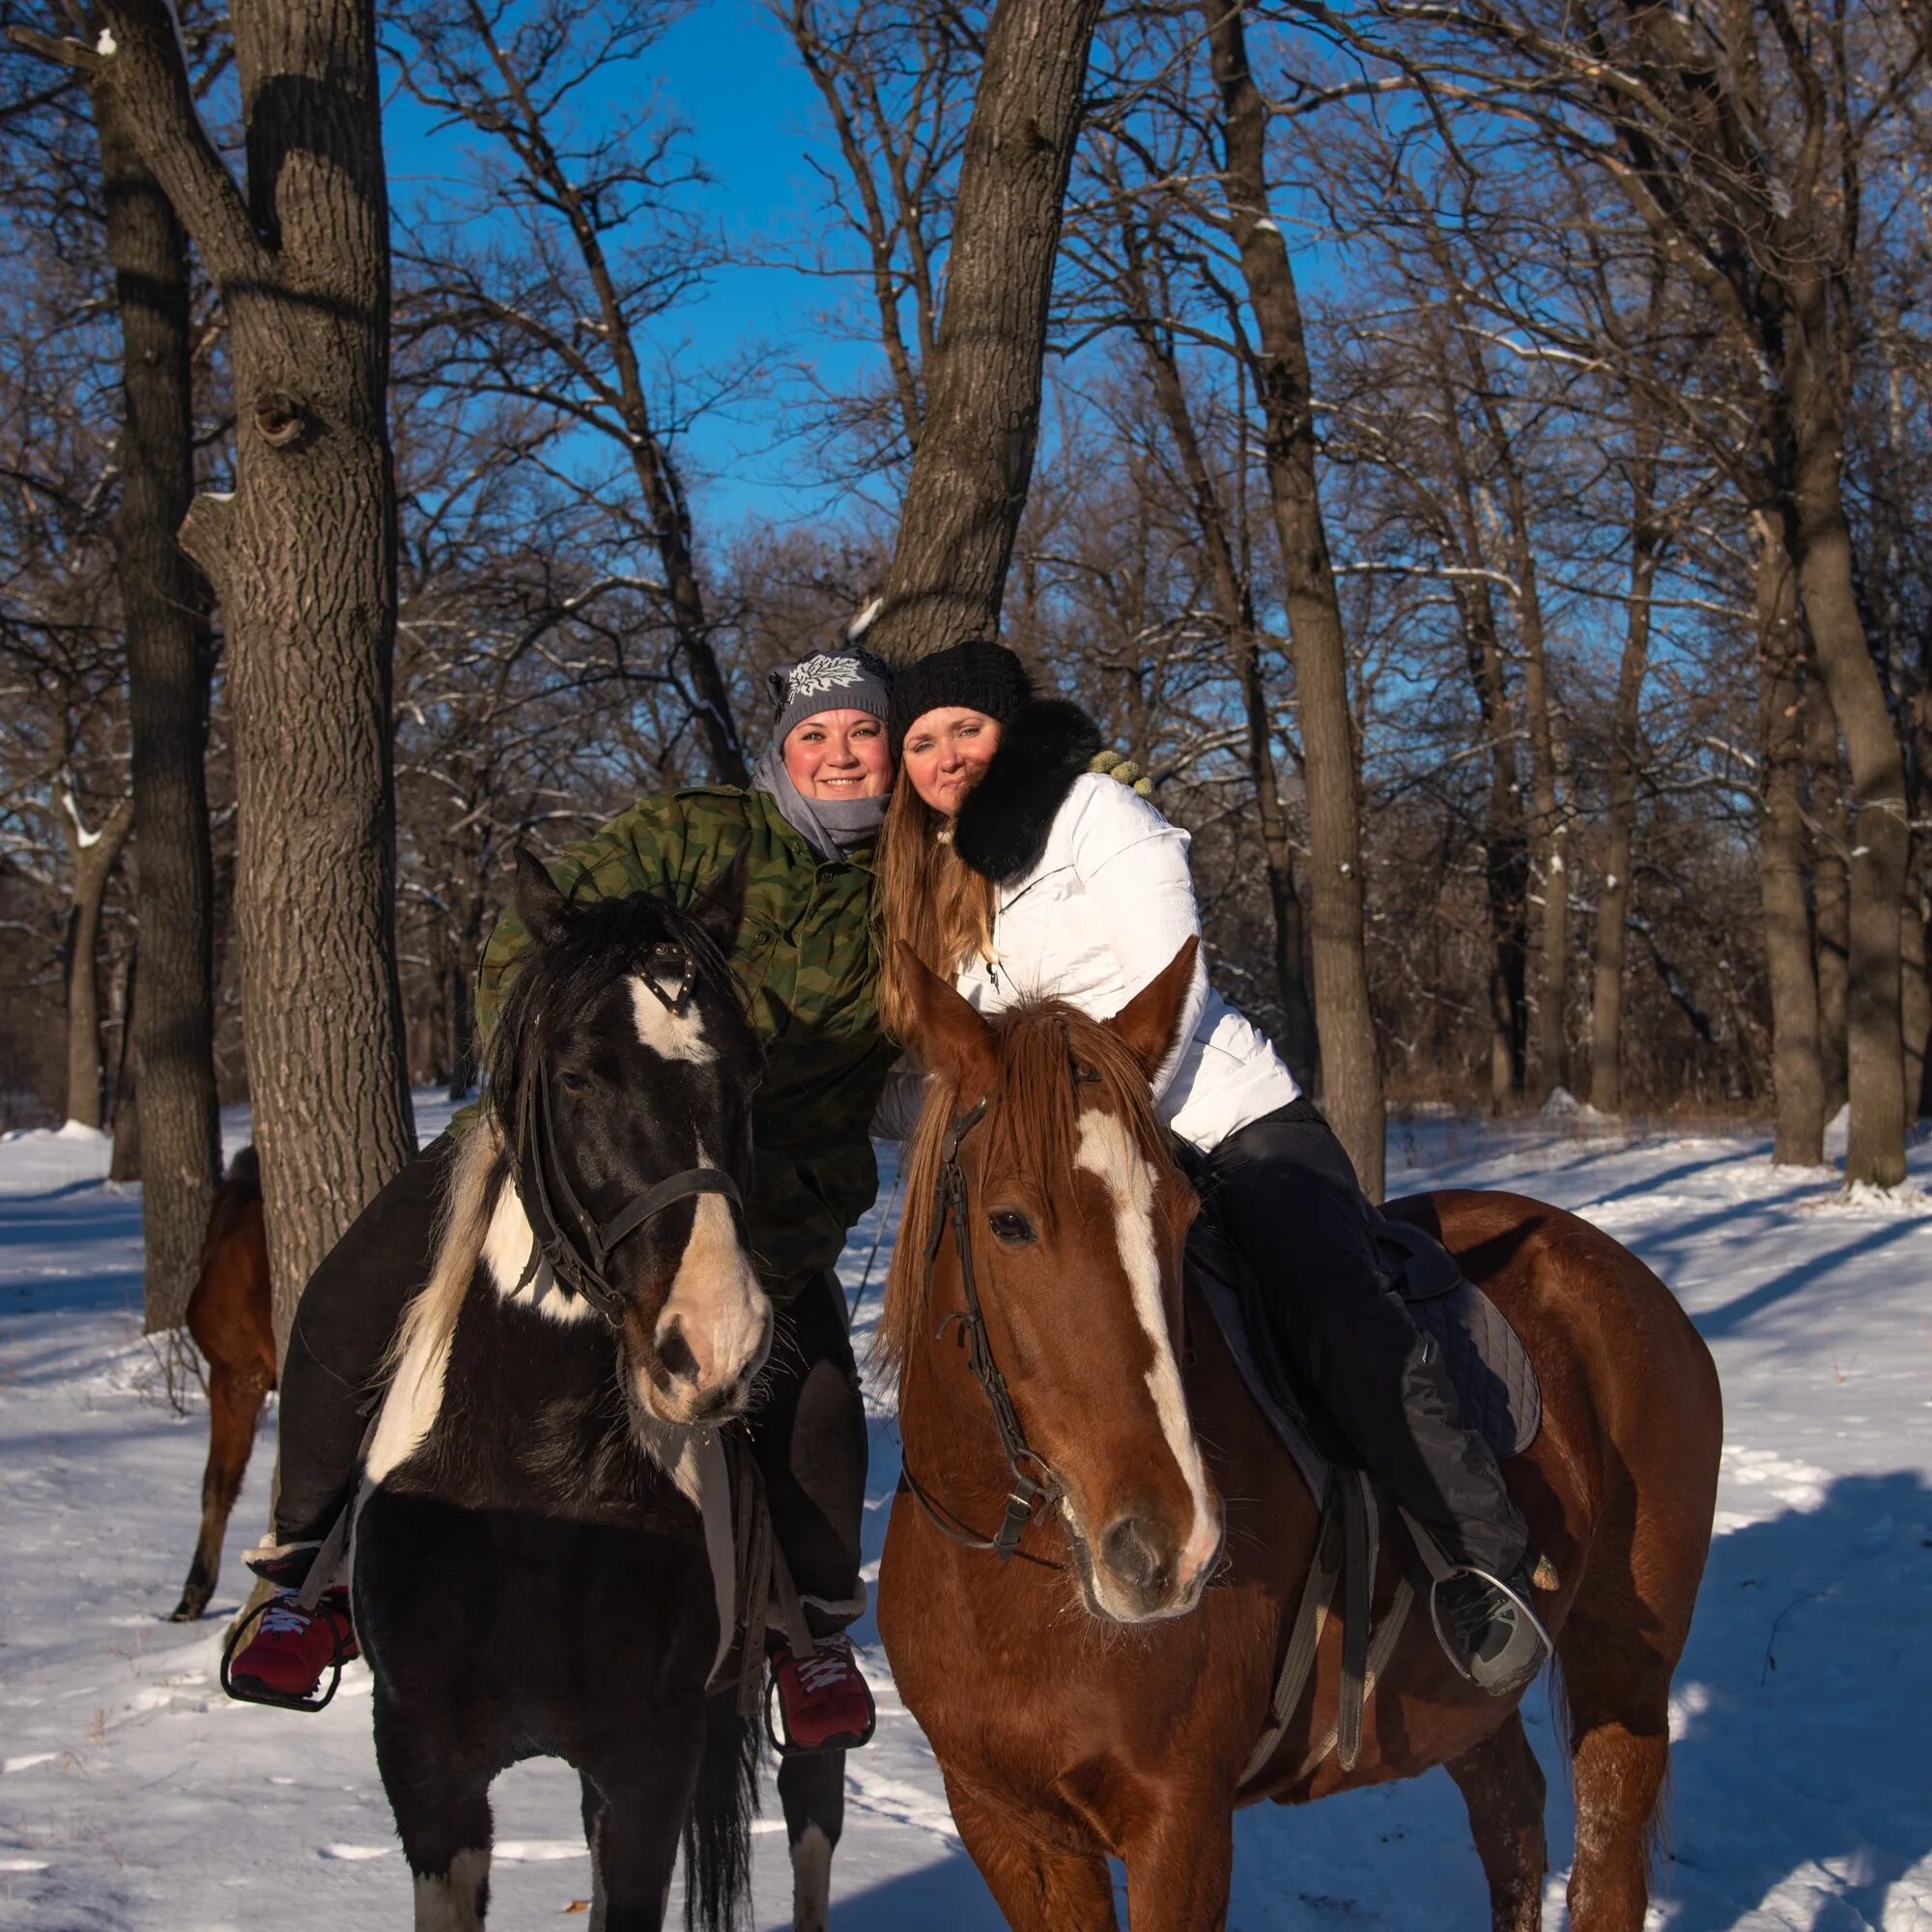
[513,846,568,948]
[1106,937,1199,1079]
[895,942,996,1095]
[690,847,750,953]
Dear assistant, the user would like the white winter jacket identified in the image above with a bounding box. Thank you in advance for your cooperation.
[952,772,1300,1151]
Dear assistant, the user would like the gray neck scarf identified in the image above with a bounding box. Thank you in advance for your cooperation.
[752,743,888,861]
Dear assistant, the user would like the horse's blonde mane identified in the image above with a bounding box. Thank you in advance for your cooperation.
[876,1000,1180,1393]
[381,1122,507,1383]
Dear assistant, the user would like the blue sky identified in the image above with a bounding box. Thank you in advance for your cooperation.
[381,0,881,535]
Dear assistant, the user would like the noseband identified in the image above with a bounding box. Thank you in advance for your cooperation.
[510,977,743,1328]
[900,1096,1065,1562]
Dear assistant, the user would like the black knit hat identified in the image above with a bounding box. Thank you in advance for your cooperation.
[887,639,1034,755]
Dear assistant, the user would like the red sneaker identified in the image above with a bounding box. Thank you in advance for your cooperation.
[766,1634,876,1753]
[222,1587,358,1711]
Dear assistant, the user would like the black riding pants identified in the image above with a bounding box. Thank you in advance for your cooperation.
[1203,1100,1527,1579]
[274,1135,868,1631]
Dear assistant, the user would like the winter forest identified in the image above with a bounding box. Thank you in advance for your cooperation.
[2,3,1931,1928]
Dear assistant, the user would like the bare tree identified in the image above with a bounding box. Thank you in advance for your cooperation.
[1203,0,1383,1195]
[864,0,1105,662]
[389,0,748,785]
[16,0,418,1343]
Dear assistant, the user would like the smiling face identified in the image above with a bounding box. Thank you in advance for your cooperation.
[781,707,894,800]
[900,707,1002,817]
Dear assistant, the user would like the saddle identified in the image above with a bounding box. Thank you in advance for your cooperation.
[1184,1200,1543,1784]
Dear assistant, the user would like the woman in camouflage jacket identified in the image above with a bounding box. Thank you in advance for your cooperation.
[229,648,897,1750]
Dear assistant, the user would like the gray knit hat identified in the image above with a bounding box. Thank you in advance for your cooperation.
[766,645,894,745]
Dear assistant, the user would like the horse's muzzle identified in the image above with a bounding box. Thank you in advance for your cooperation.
[1082,1496,1224,1623]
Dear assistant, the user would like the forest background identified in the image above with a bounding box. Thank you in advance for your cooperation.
[3,0,1926,1337]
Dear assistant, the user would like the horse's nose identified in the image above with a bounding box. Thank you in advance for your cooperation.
[655,1314,700,1388]
[1100,1508,1178,1609]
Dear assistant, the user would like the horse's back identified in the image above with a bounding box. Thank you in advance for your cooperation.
[1388,1186,1722,1595]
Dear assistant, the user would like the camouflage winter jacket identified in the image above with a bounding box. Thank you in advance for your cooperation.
[467,785,893,1304]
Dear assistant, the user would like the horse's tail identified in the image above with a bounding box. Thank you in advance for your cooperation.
[681,1690,758,1932]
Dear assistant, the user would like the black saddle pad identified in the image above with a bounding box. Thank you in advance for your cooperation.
[1186,1205,1541,1507]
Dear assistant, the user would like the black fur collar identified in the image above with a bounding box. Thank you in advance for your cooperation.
[952,698,1103,885]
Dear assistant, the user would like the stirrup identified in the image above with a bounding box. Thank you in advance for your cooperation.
[218,1595,351,1714]
[763,1651,877,1758]
[1429,1564,1553,1697]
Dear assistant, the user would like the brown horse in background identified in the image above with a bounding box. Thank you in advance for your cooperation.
[167,1147,276,1623]
[877,944,1722,1932]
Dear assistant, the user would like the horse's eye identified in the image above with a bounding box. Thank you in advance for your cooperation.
[556,1068,591,1097]
[989,1210,1035,1245]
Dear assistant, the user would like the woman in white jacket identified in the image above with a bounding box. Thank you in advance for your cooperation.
[874,639,1548,1693]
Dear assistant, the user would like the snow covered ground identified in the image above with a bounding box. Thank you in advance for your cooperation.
[1,1094,1927,1930]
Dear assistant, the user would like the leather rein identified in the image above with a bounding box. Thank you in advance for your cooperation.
[510,960,743,1328]
[898,1096,1066,1566]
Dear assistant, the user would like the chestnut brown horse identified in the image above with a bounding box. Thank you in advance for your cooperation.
[877,944,1722,1932]
[169,1147,276,1624]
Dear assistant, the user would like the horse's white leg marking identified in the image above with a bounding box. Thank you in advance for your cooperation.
[630,974,716,1063]
[481,1179,598,1324]
[790,1821,833,1932]
[412,1847,489,1932]
[1075,1107,1220,1588]
[366,1291,458,1487]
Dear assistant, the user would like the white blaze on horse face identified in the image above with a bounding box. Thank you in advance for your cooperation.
[1075,1104,1221,1598]
[630,974,715,1064]
[644,1138,771,1422]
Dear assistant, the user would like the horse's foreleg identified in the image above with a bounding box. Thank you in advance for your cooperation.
[946,1778,1120,1932]
[168,1359,271,1623]
[1443,1710,1548,1932]
[777,1747,844,1932]
[1119,1797,1234,1932]
[374,1691,496,1929]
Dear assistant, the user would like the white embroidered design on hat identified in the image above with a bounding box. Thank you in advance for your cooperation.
[786,654,866,700]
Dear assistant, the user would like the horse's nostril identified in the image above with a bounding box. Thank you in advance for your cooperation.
[1100,1512,1172,1597]
[656,1318,698,1385]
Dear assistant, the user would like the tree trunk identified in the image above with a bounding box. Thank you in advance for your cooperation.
[1785,279,1908,1185]
[94,87,223,1329]
[1590,433,1660,1116]
[70,0,418,1351]
[1204,0,1382,1198]
[1901,878,1929,1123]
[62,796,135,1130]
[1755,518,1826,1166]
[1804,666,1850,1122]
[1501,480,1567,1098]
[1111,200,1318,1081]
[864,0,1104,663]
[110,940,141,1182]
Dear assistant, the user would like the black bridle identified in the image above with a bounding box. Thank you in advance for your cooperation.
[898,1096,1065,1563]
[510,973,744,1328]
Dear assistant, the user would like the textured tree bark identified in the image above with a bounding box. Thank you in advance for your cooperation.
[1784,281,1908,1184]
[1204,0,1382,1198]
[1496,463,1567,1099]
[1804,667,1850,1122]
[1755,520,1825,1167]
[864,0,1104,663]
[94,87,223,1330]
[1112,206,1318,1083]
[47,0,419,1350]
[1590,433,1660,1116]
[1902,884,1929,1122]
[62,796,135,1129]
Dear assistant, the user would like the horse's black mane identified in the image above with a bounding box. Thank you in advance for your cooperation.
[486,888,741,1142]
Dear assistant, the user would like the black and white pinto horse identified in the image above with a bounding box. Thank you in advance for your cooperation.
[355,852,846,1931]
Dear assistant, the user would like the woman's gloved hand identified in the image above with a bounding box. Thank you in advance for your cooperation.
[1089,748,1155,798]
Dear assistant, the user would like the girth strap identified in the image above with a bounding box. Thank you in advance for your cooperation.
[1239,1470,1417,1785]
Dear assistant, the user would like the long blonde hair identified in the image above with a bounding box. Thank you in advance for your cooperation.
[874,775,998,1044]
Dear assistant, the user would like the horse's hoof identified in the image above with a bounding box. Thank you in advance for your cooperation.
[165,1596,208,1624]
